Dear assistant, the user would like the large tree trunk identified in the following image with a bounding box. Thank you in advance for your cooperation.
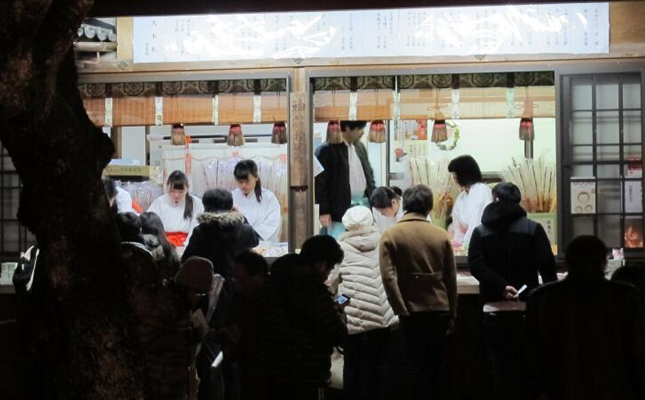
[0,1,161,398]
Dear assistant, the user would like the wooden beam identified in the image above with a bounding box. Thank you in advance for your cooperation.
[80,2,645,75]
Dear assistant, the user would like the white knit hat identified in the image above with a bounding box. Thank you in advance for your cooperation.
[342,206,374,231]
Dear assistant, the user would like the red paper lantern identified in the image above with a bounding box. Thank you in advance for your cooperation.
[228,124,245,147]
[271,122,288,144]
[326,120,342,144]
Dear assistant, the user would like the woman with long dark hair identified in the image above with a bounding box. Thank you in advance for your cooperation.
[232,159,282,243]
[147,170,204,248]
[140,211,181,279]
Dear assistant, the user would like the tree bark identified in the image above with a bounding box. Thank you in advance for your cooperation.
[0,1,170,398]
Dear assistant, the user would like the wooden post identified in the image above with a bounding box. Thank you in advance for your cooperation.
[288,68,313,250]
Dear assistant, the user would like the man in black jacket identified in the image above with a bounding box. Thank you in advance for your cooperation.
[315,120,376,238]
[263,235,348,400]
[527,236,645,400]
[468,182,556,400]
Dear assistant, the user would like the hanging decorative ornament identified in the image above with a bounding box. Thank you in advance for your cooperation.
[519,87,535,141]
[431,116,448,143]
[227,124,245,147]
[429,88,448,143]
[326,120,342,144]
[519,117,535,141]
[368,120,387,143]
[271,121,288,144]
[435,121,461,151]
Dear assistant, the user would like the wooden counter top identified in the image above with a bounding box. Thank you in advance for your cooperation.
[0,285,15,295]
[0,272,568,297]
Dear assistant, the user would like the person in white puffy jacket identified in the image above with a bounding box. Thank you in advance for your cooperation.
[328,205,398,400]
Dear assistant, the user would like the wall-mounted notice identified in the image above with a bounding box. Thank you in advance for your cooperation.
[133,3,609,63]
[571,179,597,214]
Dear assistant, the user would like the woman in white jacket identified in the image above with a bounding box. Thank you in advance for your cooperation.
[329,205,398,400]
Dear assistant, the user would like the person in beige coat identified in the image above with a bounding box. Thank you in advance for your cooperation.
[329,206,398,400]
[379,184,458,400]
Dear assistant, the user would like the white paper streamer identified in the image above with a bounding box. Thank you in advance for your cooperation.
[506,88,515,118]
[212,94,219,125]
[253,94,262,123]
[392,90,401,140]
[155,96,163,126]
[348,91,359,121]
[451,89,460,120]
[104,98,113,127]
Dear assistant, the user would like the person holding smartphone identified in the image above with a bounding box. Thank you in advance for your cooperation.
[468,182,556,400]
[328,206,398,400]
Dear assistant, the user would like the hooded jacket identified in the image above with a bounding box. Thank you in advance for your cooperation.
[330,226,398,334]
[182,211,259,280]
[315,136,376,222]
[468,201,557,303]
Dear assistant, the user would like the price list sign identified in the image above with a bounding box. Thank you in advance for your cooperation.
[133,3,609,63]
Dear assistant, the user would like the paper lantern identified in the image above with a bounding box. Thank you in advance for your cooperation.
[519,117,535,141]
[326,120,342,144]
[227,124,245,147]
[368,120,386,143]
[431,116,448,143]
[271,122,288,144]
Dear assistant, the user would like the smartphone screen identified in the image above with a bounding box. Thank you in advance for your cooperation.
[335,295,350,305]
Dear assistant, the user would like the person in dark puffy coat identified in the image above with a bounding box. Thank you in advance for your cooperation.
[182,189,258,281]
[468,182,557,400]
[182,188,258,400]
[469,182,556,303]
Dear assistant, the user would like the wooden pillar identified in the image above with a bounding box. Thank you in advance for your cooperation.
[116,18,134,65]
[288,68,313,251]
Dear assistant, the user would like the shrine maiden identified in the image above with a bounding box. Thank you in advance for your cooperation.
[232,159,281,243]
[147,170,204,248]
[370,186,404,233]
[448,155,492,246]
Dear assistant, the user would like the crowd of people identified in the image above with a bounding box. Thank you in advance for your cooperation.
[103,148,645,400]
